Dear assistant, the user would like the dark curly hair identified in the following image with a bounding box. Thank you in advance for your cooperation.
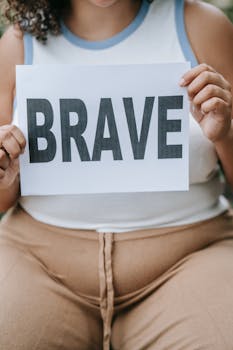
[1,0,68,42]
[0,0,154,43]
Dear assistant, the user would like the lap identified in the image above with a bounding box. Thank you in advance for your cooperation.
[0,238,102,350]
[111,238,233,350]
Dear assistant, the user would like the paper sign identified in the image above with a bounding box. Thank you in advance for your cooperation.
[16,62,190,196]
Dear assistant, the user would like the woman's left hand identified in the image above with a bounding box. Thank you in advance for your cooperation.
[180,63,232,143]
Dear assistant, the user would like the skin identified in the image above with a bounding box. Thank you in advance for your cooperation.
[64,0,142,41]
[0,0,232,212]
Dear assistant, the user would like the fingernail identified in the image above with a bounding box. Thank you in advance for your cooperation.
[179,78,186,86]
[191,104,196,112]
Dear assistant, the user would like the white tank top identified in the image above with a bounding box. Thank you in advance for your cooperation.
[16,0,229,232]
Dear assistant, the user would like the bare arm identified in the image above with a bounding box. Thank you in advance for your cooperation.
[0,26,25,212]
[184,0,233,188]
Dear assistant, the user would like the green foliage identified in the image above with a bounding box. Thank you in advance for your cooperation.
[0,20,5,37]
[224,7,233,22]
[204,0,233,21]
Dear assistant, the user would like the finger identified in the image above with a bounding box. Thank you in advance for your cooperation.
[201,97,231,115]
[192,85,232,106]
[0,125,26,151]
[0,149,10,170]
[180,63,216,86]
[1,135,22,159]
[187,71,232,99]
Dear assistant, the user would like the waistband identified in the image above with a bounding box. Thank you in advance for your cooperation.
[3,203,231,241]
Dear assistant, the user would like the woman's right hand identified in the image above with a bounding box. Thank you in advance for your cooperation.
[0,125,26,190]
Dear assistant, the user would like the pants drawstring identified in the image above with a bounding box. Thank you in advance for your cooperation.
[99,233,114,350]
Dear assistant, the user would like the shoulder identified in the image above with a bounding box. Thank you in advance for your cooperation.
[184,0,233,46]
[184,1,233,78]
[0,25,24,80]
[0,25,24,124]
[0,24,24,68]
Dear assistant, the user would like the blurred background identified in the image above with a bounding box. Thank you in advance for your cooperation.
[0,0,233,36]
[209,0,233,20]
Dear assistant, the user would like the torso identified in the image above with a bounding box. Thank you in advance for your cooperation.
[11,0,229,232]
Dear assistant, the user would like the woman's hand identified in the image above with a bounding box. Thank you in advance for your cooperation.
[180,63,232,143]
[0,125,26,190]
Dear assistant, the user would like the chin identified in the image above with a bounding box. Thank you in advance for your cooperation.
[88,0,120,8]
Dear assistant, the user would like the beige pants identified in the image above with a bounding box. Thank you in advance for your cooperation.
[1,205,233,350]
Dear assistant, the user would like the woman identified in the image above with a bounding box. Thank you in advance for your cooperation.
[0,0,233,349]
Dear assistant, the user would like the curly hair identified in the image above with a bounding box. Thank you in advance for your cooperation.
[0,0,68,42]
[0,0,153,43]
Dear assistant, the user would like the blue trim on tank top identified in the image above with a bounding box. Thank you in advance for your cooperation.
[23,33,33,65]
[175,0,198,67]
[60,0,150,50]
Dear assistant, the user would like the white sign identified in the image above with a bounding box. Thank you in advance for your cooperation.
[16,62,190,196]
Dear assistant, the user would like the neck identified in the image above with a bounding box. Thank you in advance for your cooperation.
[65,0,142,41]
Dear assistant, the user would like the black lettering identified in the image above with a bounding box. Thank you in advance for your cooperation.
[27,98,56,163]
[92,98,123,161]
[123,97,154,159]
[158,96,183,159]
[60,99,90,162]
